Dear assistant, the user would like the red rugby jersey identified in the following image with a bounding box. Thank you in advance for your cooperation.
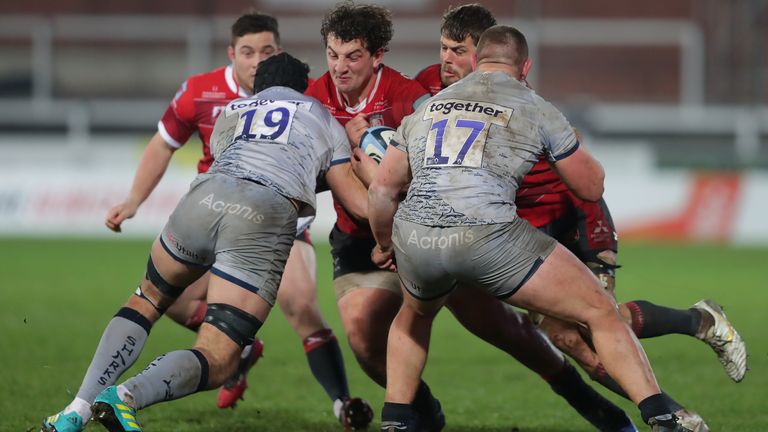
[413,64,442,98]
[306,65,429,237]
[158,65,250,173]
[416,63,576,228]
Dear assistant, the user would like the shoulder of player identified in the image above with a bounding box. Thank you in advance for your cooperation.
[182,66,226,88]
[380,65,428,99]
[413,64,440,82]
[381,65,420,86]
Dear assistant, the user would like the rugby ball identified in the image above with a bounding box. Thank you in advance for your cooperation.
[359,126,396,163]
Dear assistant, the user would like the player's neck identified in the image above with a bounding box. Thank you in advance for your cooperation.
[477,63,518,78]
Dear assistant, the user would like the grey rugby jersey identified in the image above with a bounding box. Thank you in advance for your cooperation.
[391,71,578,226]
[209,86,350,217]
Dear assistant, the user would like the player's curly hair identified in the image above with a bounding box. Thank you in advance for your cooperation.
[231,12,280,46]
[441,3,496,46]
[320,1,393,53]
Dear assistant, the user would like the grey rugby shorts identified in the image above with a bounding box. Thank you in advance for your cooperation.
[160,173,297,305]
[392,217,557,301]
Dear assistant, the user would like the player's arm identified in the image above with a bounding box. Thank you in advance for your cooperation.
[368,145,411,269]
[350,147,379,187]
[345,113,371,147]
[550,130,604,202]
[326,162,369,221]
[105,132,176,232]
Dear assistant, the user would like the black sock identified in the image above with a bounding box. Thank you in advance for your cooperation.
[639,393,675,425]
[662,392,684,412]
[381,402,418,430]
[549,362,633,430]
[411,381,434,414]
[303,329,349,401]
[625,301,702,338]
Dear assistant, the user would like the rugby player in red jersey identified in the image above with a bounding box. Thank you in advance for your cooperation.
[415,4,746,430]
[104,12,370,428]
[306,4,663,431]
[305,4,445,428]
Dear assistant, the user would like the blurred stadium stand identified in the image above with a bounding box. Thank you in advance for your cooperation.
[0,1,766,243]
[0,0,766,167]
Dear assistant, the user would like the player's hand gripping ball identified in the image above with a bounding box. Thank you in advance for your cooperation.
[359,126,396,163]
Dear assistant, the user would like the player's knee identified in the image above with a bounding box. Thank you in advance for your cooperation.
[280,295,320,323]
[581,294,621,329]
[191,345,239,389]
[544,326,584,355]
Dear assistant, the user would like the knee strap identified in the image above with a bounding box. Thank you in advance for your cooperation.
[146,256,186,298]
[204,303,263,348]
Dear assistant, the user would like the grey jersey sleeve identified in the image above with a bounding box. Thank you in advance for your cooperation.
[389,111,416,153]
[537,99,579,161]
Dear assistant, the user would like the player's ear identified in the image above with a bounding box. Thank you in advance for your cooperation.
[227,45,236,63]
[521,57,532,79]
[471,53,478,70]
[371,48,385,69]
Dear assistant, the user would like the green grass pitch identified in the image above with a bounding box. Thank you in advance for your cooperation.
[1,238,765,431]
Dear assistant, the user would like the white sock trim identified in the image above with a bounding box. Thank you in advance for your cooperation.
[333,398,344,419]
[64,397,91,423]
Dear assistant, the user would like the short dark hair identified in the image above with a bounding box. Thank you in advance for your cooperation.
[476,25,529,68]
[441,4,496,46]
[253,52,310,94]
[320,1,393,53]
[231,12,280,46]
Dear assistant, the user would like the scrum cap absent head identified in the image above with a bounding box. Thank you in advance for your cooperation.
[253,52,310,94]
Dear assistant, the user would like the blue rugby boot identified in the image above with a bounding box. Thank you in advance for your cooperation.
[40,410,85,432]
[91,386,143,432]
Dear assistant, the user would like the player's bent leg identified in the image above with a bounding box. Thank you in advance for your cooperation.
[508,243,666,409]
[93,273,272,432]
[510,244,692,429]
[448,289,635,432]
[41,238,205,432]
[217,240,319,409]
[338,286,401,387]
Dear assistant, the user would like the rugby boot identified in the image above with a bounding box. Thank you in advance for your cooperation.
[674,409,709,432]
[40,410,85,432]
[647,414,693,432]
[693,300,748,382]
[339,397,374,430]
[91,386,142,432]
[216,337,265,408]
